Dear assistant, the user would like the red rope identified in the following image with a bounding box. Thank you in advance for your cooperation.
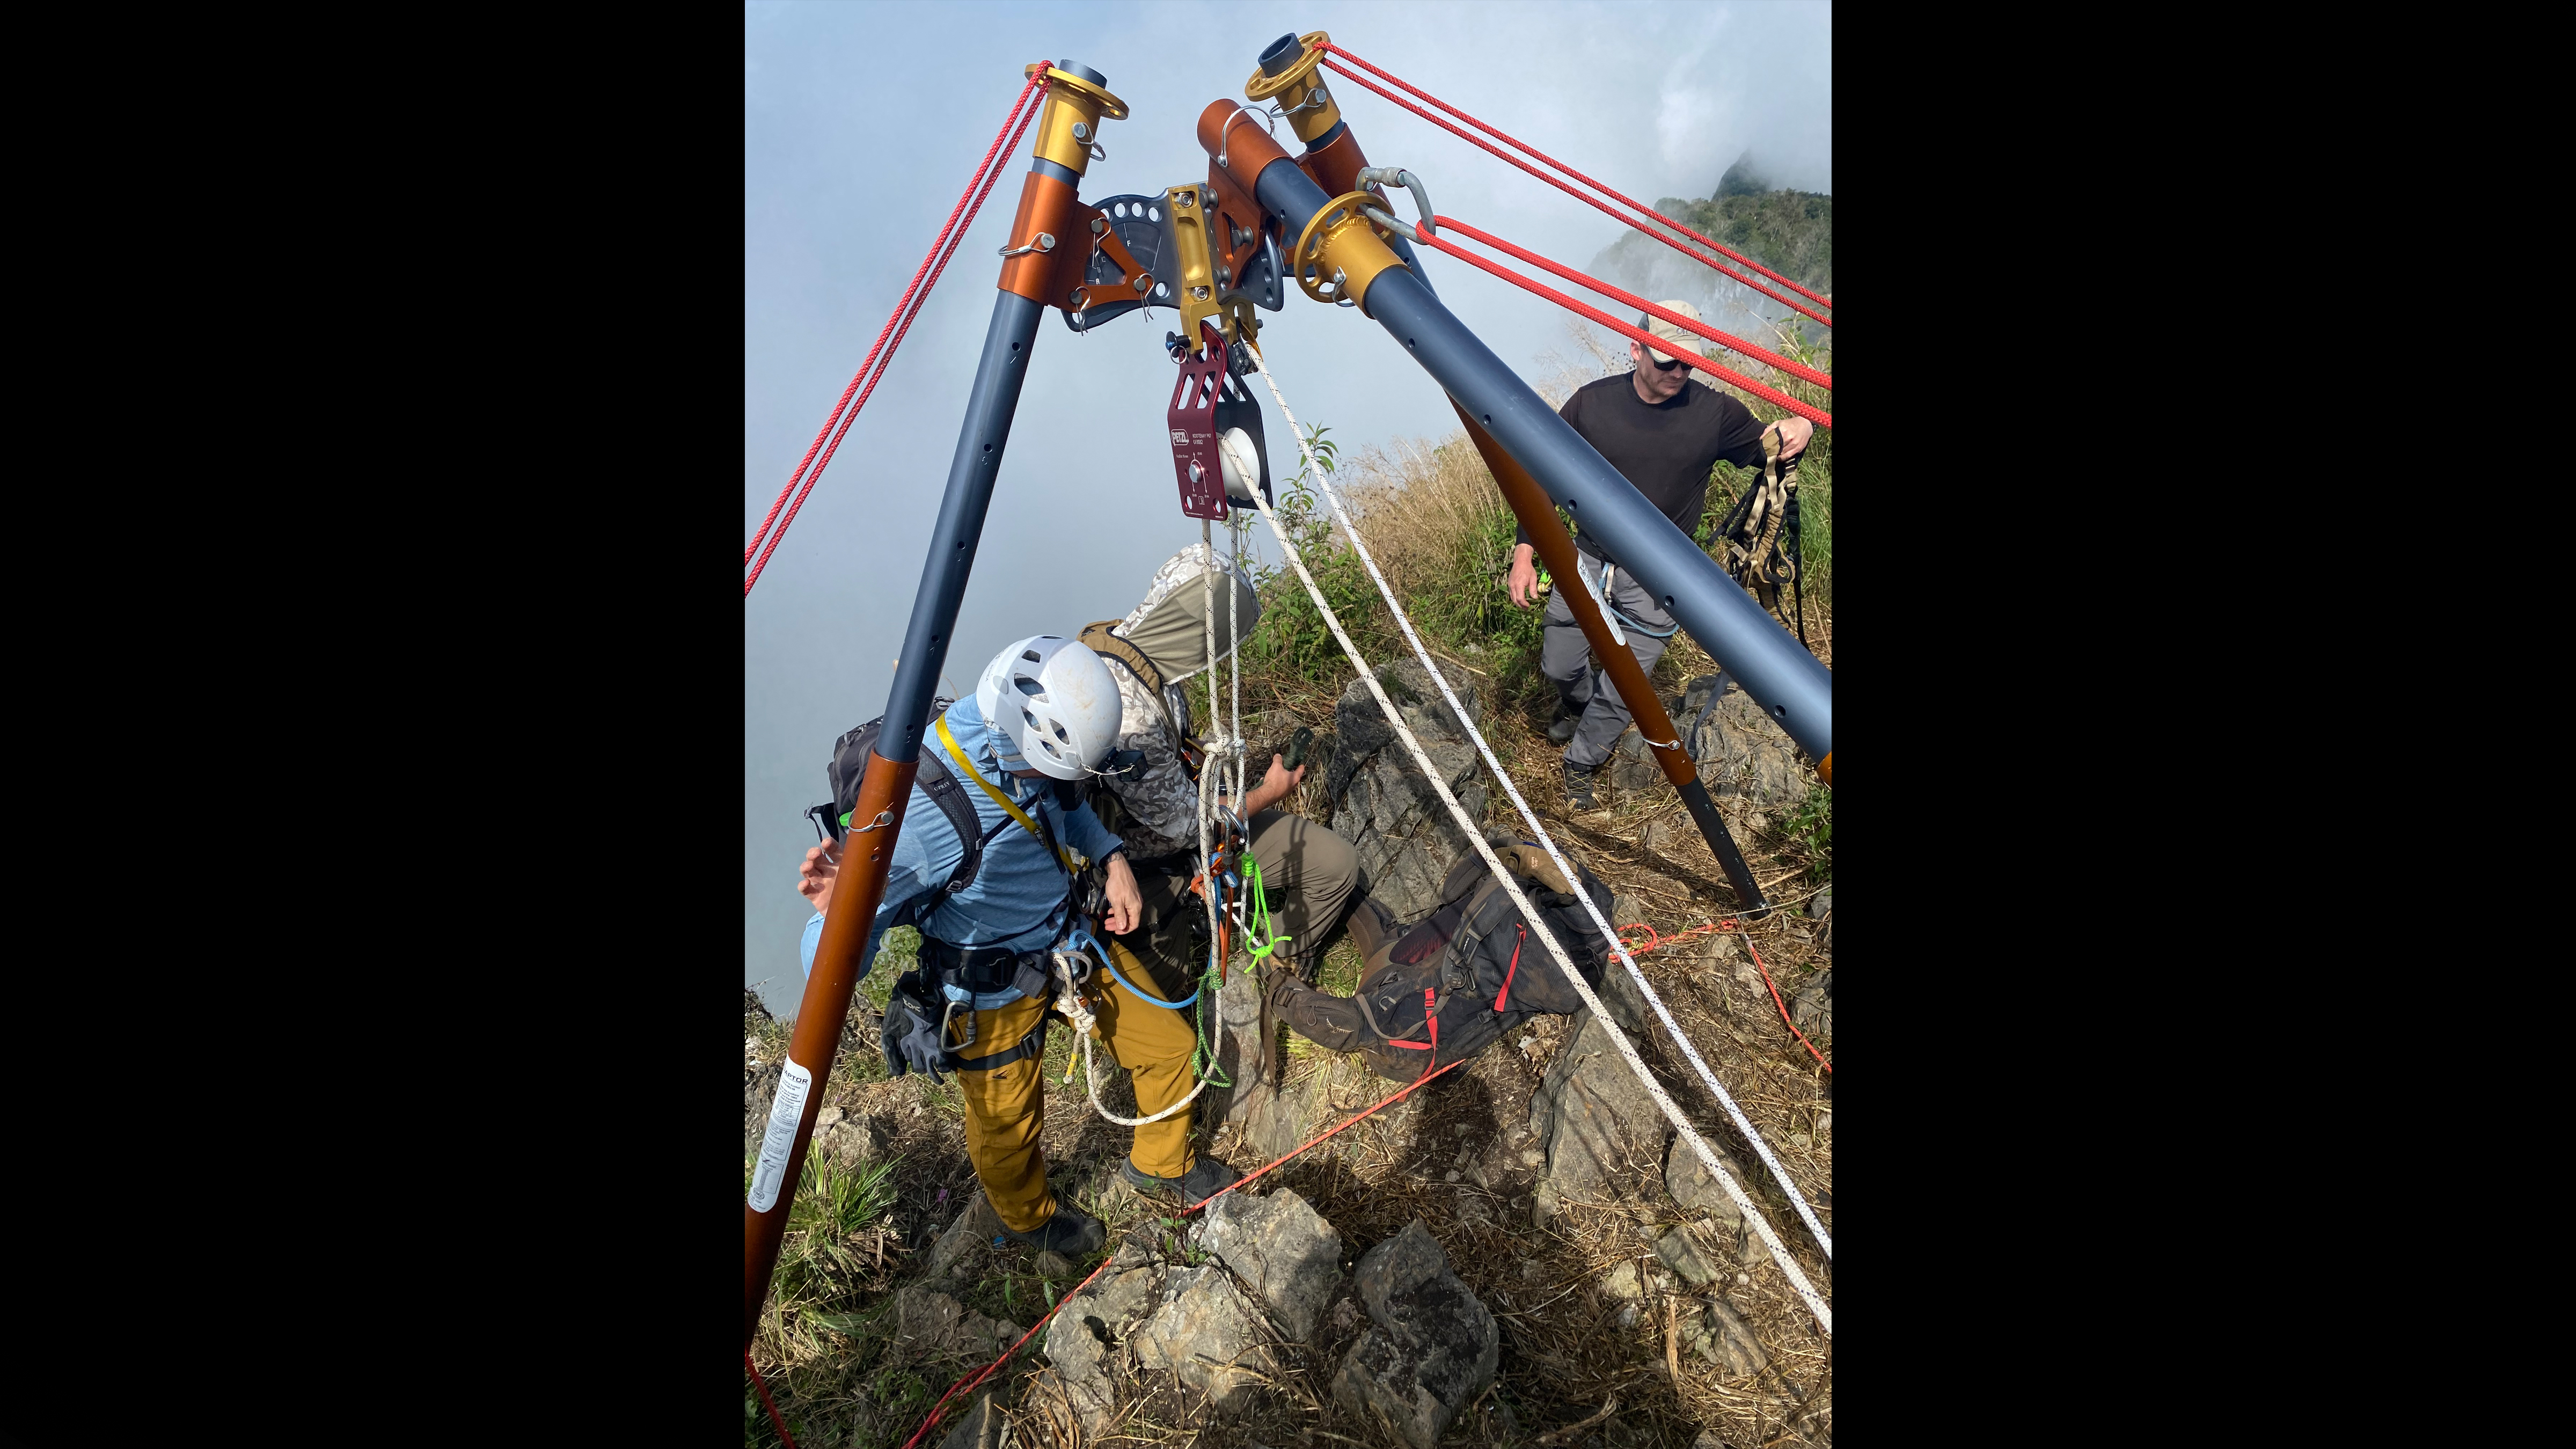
[897,1058,1465,1449]
[1409,226,1832,429]
[1615,919,1831,1073]
[1316,52,1831,330]
[745,1348,799,1449]
[1429,216,1829,391]
[1318,43,1833,315]
[744,63,1052,597]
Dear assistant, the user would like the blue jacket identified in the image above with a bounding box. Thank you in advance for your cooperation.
[801,696,1123,1006]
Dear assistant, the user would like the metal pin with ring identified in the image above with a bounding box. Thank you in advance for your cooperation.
[998,231,1056,259]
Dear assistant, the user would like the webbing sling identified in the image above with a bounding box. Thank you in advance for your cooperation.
[935,715,1082,874]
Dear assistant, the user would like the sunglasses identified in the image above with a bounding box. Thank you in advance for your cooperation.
[1644,349,1689,372]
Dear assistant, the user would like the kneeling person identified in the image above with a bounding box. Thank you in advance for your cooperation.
[1077,545,1365,988]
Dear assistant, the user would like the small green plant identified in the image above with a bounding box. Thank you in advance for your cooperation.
[1784,783,1832,882]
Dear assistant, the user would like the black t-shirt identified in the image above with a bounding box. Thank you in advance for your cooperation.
[1516,375,1768,562]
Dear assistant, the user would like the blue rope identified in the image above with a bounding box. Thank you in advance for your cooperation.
[1068,925,1199,1011]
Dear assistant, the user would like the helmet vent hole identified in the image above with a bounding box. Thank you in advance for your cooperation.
[1014,678,1044,697]
[1022,649,1042,662]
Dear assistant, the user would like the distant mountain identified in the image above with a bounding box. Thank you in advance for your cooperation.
[1587,149,1830,344]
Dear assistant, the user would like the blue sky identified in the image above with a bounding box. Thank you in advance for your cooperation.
[744,0,1833,1015]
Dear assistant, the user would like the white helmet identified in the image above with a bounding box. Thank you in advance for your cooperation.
[974,635,1123,781]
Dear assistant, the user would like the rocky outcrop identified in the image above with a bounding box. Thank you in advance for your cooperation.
[937,1394,1002,1449]
[1666,1136,1770,1269]
[1199,1187,1344,1342]
[1529,1002,1666,1224]
[1046,1190,1349,1434]
[1046,1230,1163,1436]
[1326,660,1489,921]
[1133,1263,1279,1412]
[1331,1219,1499,1449]
[1679,673,1810,815]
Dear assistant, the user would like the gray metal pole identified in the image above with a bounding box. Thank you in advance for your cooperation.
[880,289,1047,756]
[1248,160,1833,765]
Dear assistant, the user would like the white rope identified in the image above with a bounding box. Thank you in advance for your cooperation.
[1241,342,1831,1334]
[1247,354,1831,1263]
[1052,952,1209,1127]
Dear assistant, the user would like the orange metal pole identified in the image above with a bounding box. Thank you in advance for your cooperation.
[1453,404,1771,916]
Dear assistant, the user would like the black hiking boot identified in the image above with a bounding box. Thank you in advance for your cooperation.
[1564,763,1601,811]
[1547,698,1584,745]
[1120,1154,1243,1206]
[1001,1195,1106,1256]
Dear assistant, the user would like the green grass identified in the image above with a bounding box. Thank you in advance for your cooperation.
[1783,782,1832,883]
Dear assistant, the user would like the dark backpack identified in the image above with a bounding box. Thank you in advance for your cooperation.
[1348,848,1615,1083]
[813,699,1008,931]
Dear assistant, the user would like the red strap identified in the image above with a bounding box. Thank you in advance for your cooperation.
[1388,986,1440,1051]
[1493,925,1524,1013]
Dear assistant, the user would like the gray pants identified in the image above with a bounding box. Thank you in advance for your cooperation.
[1540,555,1677,771]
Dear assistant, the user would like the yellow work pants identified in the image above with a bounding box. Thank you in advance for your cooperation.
[950,941,1203,1233]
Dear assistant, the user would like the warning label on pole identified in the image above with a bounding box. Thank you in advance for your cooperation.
[747,1058,813,1213]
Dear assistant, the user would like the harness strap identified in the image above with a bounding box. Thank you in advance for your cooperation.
[1081,620,1204,778]
[1493,925,1526,1013]
[935,715,1080,874]
[949,1019,1049,1074]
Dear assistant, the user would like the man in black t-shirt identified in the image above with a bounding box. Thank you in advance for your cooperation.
[1505,301,1813,808]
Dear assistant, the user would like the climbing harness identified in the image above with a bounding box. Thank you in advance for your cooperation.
[1241,341,1832,1331]
[1714,427,1812,649]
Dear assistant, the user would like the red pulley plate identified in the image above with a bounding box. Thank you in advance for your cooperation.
[1167,320,1230,520]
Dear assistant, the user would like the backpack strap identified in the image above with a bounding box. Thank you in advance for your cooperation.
[1080,620,1202,777]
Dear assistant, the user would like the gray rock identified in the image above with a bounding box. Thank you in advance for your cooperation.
[1331,1220,1499,1449]
[1213,961,1278,1136]
[1790,970,1832,1043]
[1133,1263,1277,1413]
[1033,1250,1075,1280]
[1199,1189,1344,1342]
[1043,1233,1164,1436]
[1608,727,1663,796]
[1235,1067,1329,1165]
[1806,885,1832,918]
[1681,1296,1768,1379]
[1326,660,1490,920]
[937,1393,1002,1449]
[1665,1139,1750,1234]
[1528,1012,1667,1224]
[930,1194,1000,1278]
[1679,675,1807,807]
[1600,1261,1643,1300]
[1655,1226,1718,1286]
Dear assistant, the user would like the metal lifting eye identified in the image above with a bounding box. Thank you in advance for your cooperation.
[998,231,1057,259]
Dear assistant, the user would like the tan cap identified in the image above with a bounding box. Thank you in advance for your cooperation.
[1638,299,1701,366]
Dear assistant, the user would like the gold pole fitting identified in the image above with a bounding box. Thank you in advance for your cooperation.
[1242,31,1343,144]
[1024,63,1129,178]
[1290,189,1404,316]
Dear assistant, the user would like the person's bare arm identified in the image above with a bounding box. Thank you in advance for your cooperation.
[1239,753,1307,817]
[1102,851,1141,935]
[1507,543,1540,607]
